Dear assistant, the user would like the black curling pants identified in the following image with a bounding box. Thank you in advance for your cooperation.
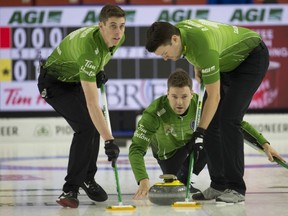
[37,69,100,193]
[204,41,269,195]
[155,144,207,185]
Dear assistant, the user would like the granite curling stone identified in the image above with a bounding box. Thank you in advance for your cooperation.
[148,174,186,205]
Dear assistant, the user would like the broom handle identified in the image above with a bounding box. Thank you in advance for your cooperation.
[185,83,205,201]
[245,140,288,170]
[113,164,123,204]
[100,84,123,205]
[185,151,194,201]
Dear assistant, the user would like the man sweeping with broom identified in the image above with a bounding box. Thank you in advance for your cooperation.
[37,5,126,208]
[128,68,285,200]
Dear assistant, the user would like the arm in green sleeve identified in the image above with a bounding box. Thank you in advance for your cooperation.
[241,120,269,146]
[128,113,159,184]
[129,137,149,184]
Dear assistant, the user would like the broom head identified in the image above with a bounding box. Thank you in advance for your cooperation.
[106,204,136,211]
[172,201,202,208]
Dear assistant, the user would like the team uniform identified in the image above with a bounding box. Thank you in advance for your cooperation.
[43,26,124,82]
[129,94,269,186]
[176,19,269,196]
[37,26,125,193]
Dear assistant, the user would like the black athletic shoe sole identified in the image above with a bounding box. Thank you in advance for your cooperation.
[56,198,79,208]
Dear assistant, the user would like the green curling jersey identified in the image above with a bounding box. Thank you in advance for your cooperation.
[176,19,261,84]
[129,94,269,183]
[129,94,198,183]
[44,26,125,82]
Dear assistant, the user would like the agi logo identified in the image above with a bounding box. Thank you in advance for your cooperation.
[230,8,283,22]
[47,11,62,23]
[158,9,209,22]
[8,10,62,24]
[268,9,283,21]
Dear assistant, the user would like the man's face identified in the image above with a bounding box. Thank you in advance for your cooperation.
[167,86,193,115]
[99,17,125,47]
[154,35,182,61]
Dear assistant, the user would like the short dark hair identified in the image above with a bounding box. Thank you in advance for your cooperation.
[145,22,180,52]
[99,4,126,23]
[168,68,192,90]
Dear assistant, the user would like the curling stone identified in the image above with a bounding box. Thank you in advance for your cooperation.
[148,174,186,205]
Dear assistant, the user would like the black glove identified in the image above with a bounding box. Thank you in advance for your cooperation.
[190,127,206,151]
[104,140,120,165]
[96,71,108,88]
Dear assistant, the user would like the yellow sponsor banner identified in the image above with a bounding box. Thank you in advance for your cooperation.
[0,59,12,81]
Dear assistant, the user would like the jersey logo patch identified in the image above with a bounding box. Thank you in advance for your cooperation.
[202,65,216,74]
[80,60,96,77]
[164,124,176,137]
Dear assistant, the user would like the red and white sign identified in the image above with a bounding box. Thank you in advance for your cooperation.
[0,81,50,111]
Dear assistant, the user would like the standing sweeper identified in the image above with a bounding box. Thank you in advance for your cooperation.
[37,5,125,208]
[145,19,286,204]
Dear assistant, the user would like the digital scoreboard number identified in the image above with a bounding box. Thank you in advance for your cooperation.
[9,26,78,81]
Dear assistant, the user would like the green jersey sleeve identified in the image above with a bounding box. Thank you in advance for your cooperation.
[241,120,269,145]
[129,110,160,183]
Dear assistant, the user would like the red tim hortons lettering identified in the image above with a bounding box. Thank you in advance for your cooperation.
[5,88,32,105]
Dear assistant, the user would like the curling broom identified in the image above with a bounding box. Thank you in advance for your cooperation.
[100,84,136,211]
[241,121,288,170]
[245,140,288,169]
[172,83,205,208]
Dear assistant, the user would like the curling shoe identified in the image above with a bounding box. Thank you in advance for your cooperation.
[216,189,245,204]
[56,191,79,208]
[81,179,108,202]
[192,187,224,200]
